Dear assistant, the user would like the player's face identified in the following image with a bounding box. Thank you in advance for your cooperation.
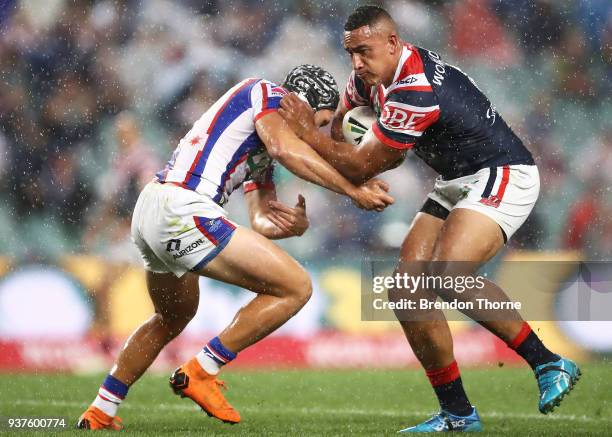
[343,25,398,86]
[314,109,334,128]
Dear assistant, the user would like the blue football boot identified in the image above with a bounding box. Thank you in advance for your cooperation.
[535,357,581,414]
[399,407,482,433]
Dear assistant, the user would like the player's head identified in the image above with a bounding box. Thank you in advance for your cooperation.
[343,5,401,87]
[282,64,339,127]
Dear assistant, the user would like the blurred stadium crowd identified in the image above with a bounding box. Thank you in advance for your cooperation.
[1,0,611,263]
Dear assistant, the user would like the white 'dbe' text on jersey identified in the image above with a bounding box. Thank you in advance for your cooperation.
[379,101,440,137]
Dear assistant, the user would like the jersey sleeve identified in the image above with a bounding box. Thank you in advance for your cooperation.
[373,88,440,150]
[252,80,289,121]
[343,71,371,109]
[243,162,276,193]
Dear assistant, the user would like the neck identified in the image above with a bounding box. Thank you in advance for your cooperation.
[381,42,403,87]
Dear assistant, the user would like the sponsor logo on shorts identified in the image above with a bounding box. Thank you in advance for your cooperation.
[166,239,181,252]
[172,239,205,259]
[479,195,502,207]
[206,219,223,233]
[459,185,471,199]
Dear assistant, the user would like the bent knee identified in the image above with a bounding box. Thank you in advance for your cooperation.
[286,267,313,307]
[156,308,196,338]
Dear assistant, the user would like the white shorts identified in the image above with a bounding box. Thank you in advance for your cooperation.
[131,182,237,277]
[423,165,540,241]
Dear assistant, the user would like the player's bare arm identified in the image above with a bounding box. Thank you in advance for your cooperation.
[279,93,405,184]
[255,110,394,210]
[245,186,309,239]
[79,69,361,430]
[330,96,350,141]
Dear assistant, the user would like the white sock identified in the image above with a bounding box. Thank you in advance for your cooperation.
[91,386,123,417]
[196,348,221,375]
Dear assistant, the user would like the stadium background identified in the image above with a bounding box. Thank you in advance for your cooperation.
[0,0,611,375]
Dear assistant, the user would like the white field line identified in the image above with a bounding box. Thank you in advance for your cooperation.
[2,399,610,424]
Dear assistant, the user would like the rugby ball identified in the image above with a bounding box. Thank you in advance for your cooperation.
[342,106,377,146]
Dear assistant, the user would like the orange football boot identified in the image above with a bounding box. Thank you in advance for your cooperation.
[76,406,123,430]
[169,357,240,424]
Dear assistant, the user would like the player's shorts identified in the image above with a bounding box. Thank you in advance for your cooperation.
[420,164,539,242]
[131,181,237,278]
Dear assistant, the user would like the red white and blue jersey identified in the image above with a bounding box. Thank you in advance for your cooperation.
[344,44,534,179]
[156,78,287,205]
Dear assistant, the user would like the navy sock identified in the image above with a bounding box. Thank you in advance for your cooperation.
[426,361,473,416]
[509,323,560,370]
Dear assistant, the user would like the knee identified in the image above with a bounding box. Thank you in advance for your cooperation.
[287,267,313,309]
[156,307,197,339]
[402,321,452,346]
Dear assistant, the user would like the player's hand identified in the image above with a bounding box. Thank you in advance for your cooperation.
[279,94,316,139]
[267,194,309,237]
[349,179,395,211]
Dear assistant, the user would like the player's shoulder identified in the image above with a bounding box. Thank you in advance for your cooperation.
[386,43,436,98]
[249,78,289,98]
[250,79,290,122]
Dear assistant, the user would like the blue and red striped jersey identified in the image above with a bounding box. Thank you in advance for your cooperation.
[344,43,534,179]
[156,78,287,205]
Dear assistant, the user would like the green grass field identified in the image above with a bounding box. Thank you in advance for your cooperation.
[1,362,610,436]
